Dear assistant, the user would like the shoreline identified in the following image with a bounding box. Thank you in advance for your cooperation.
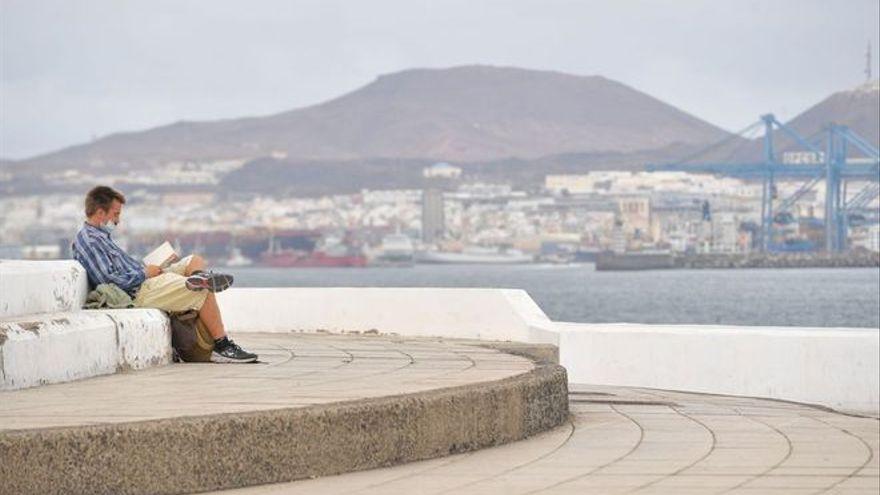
[596,251,880,271]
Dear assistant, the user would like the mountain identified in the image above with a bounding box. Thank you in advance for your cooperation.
[785,79,879,148]
[692,80,880,166]
[17,65,730,171]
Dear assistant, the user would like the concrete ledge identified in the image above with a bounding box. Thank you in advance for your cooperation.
[217,287,559,344]
[556,322,880,415]
[0,309,171,390]
[99,309,174,372]
[0,362,568,495]
[477,341,559,365]
[0,260,88,318]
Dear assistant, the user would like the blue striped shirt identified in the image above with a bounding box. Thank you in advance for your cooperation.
[72,222,146,295]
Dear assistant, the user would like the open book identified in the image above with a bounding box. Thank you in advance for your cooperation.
[143,241,178,269]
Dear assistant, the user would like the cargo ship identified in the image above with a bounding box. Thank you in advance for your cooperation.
[222,247,253,267]
[261,237,366,268]
[415,246,533,265]
[261,249,367,267]
[594,250,676,271]
[368,233,415,266]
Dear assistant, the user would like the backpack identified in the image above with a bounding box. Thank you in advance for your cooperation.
[169,310,214,362]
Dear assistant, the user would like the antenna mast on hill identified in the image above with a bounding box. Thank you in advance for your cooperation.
[866,41,873,82]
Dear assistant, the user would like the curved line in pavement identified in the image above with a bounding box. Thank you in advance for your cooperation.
[520,404,646,495]
[264,342,295,367]
[291,341,420,389]
[243,337,355,382]
[433,418,578,494]
[347,452,479,494]
[208,336,317,380]
[806,413,875,494]
[398,349,478,385]
[624,404,717,493]
[387,347,417,365]
[720,406,795,493]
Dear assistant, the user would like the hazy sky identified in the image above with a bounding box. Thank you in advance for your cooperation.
[1,0,878,160]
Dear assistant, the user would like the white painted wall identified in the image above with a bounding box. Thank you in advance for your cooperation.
[217,287,559,344]
[556,322,880,415]
[0,260,88,318]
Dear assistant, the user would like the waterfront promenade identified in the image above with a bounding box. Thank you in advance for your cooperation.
[2,260,878,494]
[216,383,880,495]
[4,332,877,494]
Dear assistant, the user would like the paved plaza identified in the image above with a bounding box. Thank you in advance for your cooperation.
[2,333,877,494]
[0,333,534,431]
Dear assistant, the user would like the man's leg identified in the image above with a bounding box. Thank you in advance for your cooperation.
[174,254,226,338]
[184,254,205,276]
[198,292,226,339]
[182,254,233,293]
[134,272,256,363]
[183,257,255,362]
[201,292,257,363]
[134,273,208,312]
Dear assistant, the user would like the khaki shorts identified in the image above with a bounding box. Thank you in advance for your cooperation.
[133,255,209,312]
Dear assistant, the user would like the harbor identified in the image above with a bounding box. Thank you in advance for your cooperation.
[2,261,877,494]
[2,3,878,493]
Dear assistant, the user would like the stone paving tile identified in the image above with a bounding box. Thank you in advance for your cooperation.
[212,383,880,495]
[0,334,532,431]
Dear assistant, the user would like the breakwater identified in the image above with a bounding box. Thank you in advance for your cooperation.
[674,251,880,269]
[596,251,879,270]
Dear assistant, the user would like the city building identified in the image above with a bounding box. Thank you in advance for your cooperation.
[421,188,445,244]
[617,196,652,241]
[545,174,595,194]
[711,212,741,253]
[422,162,462,179]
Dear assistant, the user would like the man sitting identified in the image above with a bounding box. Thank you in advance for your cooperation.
[71,185,257,363]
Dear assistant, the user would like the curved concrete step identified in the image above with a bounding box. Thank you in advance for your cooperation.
[0,334,569,495]
[0,260,88,318]
[210,384,880,495]
[0,308,171,390]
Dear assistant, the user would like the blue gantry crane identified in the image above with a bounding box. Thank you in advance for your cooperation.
[647,114,880,252]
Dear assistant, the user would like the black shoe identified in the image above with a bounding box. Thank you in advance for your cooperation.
[186,271,234,293]
[211,340,258,363]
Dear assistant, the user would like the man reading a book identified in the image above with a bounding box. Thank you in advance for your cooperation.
[72,185,257,363]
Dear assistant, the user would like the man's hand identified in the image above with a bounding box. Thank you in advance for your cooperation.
[145,265,163,278]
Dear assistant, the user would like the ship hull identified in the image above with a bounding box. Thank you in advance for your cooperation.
[262,252,367,268]
[595,252,675,271]
[414,251,533,265]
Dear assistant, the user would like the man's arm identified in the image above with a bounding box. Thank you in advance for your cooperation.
[80,236,146,293]
[145,265,163,278]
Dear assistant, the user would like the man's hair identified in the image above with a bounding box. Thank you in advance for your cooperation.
[85,185,126,217]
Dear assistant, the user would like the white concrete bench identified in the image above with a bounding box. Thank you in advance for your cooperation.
[0,260,172,391]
